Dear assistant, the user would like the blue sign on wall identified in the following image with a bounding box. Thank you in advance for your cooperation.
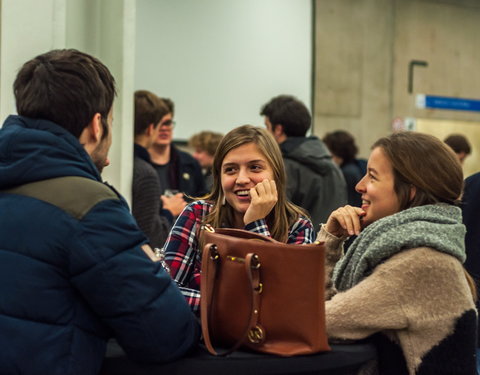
[416,94,480,112]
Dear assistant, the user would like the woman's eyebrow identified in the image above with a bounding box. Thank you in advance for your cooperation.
[247,159,266,164]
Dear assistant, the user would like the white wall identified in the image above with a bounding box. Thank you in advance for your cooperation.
[0,0,135,202]
[0,0,311,201]
[0,0,66,123]
[135,0,312,140]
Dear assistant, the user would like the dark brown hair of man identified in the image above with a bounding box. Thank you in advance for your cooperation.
[14,49,116,140]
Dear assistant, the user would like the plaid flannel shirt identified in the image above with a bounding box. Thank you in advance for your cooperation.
[164,200,315,313]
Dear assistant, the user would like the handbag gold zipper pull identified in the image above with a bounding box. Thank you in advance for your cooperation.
[204,224,215,233]
[227,255,245,263]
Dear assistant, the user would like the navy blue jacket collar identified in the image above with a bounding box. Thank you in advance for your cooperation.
[0,115,101,189]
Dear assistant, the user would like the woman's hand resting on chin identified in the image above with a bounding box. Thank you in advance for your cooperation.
[243,179,277,225]
[325,205,366,237]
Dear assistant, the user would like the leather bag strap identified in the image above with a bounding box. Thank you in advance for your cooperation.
[200,244,262,356]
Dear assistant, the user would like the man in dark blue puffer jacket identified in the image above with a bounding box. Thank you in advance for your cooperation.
[0,49,199,375]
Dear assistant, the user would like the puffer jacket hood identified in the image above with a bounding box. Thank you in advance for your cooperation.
[0,115,100,189]
[280,136,334,175]
[279,135,347,228]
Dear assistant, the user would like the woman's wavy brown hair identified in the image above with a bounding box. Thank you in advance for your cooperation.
[201,125,308,242]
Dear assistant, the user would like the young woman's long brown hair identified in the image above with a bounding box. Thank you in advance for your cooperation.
[201,125,308,242]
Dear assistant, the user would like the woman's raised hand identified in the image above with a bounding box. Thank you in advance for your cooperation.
[325,205,365,237]
[243,179,278,225]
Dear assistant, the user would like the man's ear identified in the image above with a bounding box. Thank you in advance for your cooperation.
[89,113,103,143]
[273,124,284,137]
[146,123,155,137]
[79,113,102,149]
[272,124,288,143]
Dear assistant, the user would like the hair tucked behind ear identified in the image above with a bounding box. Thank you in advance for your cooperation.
[372,132,463,210]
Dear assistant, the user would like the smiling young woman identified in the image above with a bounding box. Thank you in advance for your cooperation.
[163,125,315,313]
[318,131,477,375]
[220,142,277,228]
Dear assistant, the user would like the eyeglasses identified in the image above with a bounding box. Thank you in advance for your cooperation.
[160,119,176,128]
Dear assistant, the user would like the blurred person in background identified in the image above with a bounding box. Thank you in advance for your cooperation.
[461,170,480,373]
[133,90,186,248]
[148,98,207,199]
[260,94,346,230]
[323,130,367,207]
[188,130,223,190]
[444,133,471,165]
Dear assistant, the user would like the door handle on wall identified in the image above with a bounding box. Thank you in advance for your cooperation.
[408,60,428,94]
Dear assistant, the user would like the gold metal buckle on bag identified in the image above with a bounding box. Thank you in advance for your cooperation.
[254,282,263,294]
[248,325,265,344]
[209,244,219,260]
[250,254,261,269]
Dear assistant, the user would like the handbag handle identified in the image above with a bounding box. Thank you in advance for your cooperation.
[200,244,262,356]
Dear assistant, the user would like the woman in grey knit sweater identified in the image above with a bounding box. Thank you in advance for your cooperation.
[318,132,477,375]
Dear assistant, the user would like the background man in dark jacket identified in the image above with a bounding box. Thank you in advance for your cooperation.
[260,95,346,229]
[0,49,199,375]
[133,90,186,248]
[461,171,480,369]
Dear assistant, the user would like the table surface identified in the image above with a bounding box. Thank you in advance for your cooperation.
[101,340,377,375]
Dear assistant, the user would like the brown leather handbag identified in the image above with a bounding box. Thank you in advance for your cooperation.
[200,226,330,356]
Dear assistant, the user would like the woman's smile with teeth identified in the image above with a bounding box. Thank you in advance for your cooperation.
[236,190,250,196]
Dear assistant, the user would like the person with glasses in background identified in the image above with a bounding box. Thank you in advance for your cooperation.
[148,98,208,201]
[133,90,187,248]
